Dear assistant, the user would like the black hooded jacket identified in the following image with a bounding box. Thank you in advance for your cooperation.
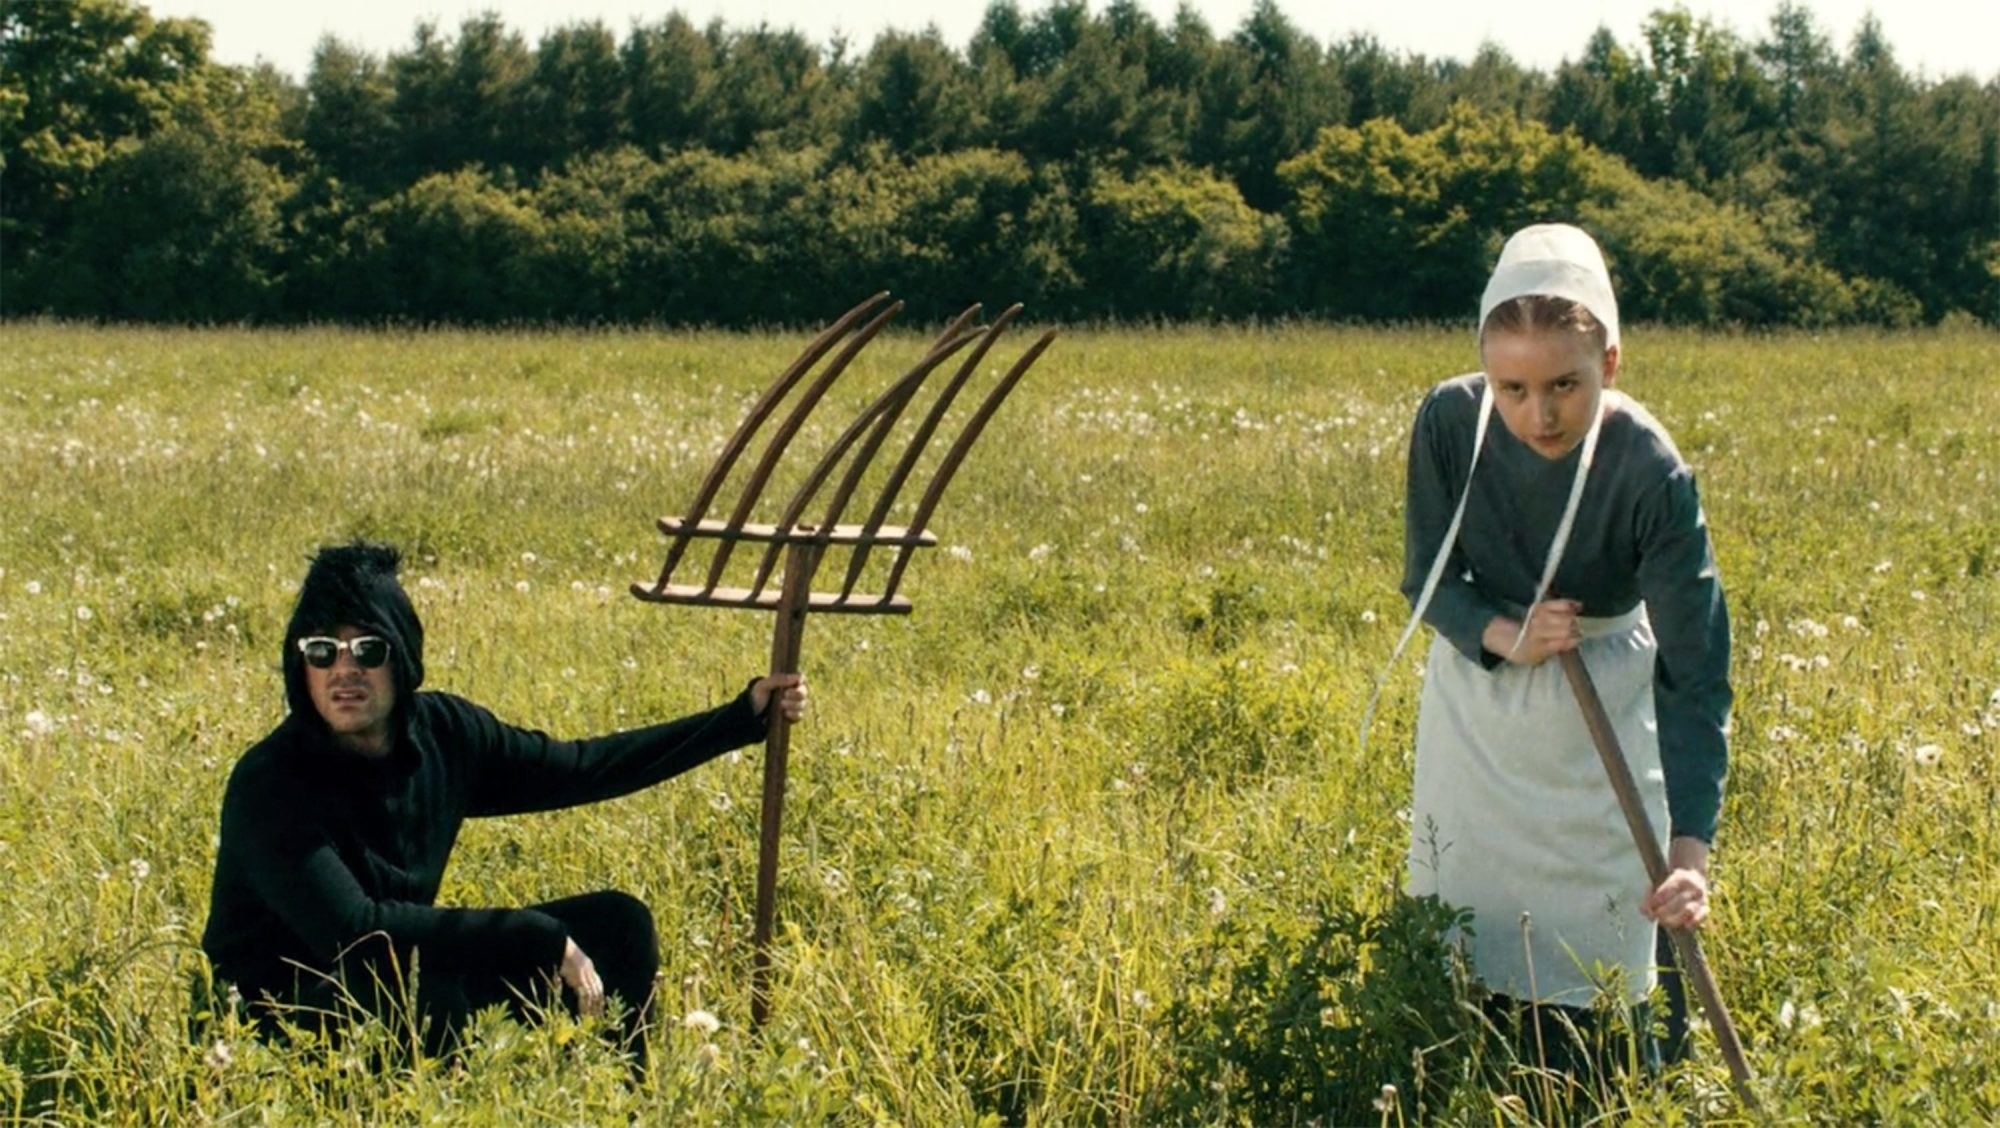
[200,544,767,998]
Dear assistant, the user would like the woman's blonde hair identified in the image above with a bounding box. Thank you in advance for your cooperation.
[1479,293,1609,356]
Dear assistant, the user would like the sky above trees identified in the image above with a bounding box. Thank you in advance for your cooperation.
[148,0,2000,85]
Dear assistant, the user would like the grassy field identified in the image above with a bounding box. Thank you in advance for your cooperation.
[1,318,1996,1124]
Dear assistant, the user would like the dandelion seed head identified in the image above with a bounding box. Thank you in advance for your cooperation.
[683,1009,721,1035]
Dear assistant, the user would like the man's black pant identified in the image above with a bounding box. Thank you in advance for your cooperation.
[222,890,661,1068]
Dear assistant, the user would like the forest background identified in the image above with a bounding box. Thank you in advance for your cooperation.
[3,0,1998,328]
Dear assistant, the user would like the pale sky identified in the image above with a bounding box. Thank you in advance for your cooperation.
[147,0,1997,84]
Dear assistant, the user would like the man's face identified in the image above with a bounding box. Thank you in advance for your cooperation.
[1482,330,1620,460]
[302,625,397,756]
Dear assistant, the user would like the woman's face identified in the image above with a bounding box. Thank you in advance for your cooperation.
[1481,330,1620,460]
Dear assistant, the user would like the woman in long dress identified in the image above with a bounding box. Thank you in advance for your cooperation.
[1393,224,1732,1076]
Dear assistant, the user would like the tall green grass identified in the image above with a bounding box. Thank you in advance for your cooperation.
[1,320,1996,1123]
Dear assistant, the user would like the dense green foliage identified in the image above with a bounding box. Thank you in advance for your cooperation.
[2,321,1997,1122]
[4,0,1997,325]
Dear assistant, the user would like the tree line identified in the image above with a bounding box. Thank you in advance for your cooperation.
[3,0,1996,326]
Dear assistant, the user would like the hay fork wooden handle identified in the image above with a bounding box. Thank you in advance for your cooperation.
[1558,649,1758,1109]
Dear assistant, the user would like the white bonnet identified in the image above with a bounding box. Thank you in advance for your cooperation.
[1477,223,1620,349]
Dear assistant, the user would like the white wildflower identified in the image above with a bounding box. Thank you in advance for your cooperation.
[1912,744,1943,768]
[24,710,54,737]
[128,858,150,881]
[1131,989,1151,1010]
[75,605,94,621]
[1021,664,1041,680]
[1360,609,1378,624]
[682,1009,721,1035]
[946,544,973,562]
[1911,590,1927,602]
[520,552,538,565]
[205,1039,233,1071]
[1841,615,1862,631]
[1207,886,1227,916]
[515,580,531,593]
[1027,542,1054,562]
[968,688,992,706]
[1373,1083,1398,1113]
[1873,560,1894,574]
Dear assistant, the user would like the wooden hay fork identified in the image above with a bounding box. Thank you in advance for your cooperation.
[631,293,1056,1028]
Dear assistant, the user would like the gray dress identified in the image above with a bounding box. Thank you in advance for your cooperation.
[1399,374,1732,1003]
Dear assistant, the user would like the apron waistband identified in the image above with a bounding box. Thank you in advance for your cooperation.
[1495,600,1644,640]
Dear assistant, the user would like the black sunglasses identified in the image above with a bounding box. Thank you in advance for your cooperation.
[297,635,392,670]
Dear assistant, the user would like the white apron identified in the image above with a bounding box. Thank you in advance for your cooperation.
[1406,604,1667,1005]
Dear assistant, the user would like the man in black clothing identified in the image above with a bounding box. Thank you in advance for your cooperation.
[200,540,804,1064]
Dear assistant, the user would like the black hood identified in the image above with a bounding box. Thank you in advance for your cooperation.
[281,540,426,727]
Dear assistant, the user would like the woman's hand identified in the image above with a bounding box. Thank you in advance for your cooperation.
[1482,600,1582,666]
[751,672,808,722]
[1642,836,1712,931]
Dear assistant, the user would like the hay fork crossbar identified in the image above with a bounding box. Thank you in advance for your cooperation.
[631,294,1055,1026]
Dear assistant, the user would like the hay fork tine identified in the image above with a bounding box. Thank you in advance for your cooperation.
[837,304,1023,599]
[879,326,1058,602]
[699,299,906,593]
[649,292,892,590]
[746,320,987,597]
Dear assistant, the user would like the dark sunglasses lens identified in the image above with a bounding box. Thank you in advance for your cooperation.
[352,638,391,668]
[301,640,338,668]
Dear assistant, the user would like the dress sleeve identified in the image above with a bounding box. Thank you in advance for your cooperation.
[452,687,769,818]
[224,767,570,972]
[1634,466,1733,842]
[1401,385,1506,667]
